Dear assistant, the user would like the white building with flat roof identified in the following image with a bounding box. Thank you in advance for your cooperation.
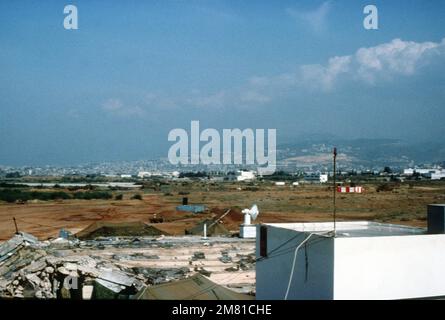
[431,172,445,180]
[236,170,256,181]
[256,205,445,300]
[304,173,328,183]
[137,171,152,178]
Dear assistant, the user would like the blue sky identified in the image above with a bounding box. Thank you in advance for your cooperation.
[1,0,444,165]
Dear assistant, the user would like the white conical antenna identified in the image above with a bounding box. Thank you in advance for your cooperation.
[242,204,259,225]
[249,204,259,221]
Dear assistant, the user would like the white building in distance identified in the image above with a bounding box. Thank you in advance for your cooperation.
[404,168,445,180]
[137,171,152,178]
[236,170,256,182]
[303,173,328,183]
[430,172,445,180]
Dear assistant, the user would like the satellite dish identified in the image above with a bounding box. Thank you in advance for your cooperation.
[242,204,259,222]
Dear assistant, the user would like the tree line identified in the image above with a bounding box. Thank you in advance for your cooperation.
[0,189,113,203]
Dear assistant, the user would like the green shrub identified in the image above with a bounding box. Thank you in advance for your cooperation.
[131,194,143,200]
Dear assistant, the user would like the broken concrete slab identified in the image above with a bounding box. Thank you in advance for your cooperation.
[63,262,78,272]
[97,269,135,287]
[57,266,70,276]
[19,232,39,245]
[25,260,47,273]
[77,265,100,277]
[0,236,25,263]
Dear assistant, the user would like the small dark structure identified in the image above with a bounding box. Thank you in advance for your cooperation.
[428,204,445,234]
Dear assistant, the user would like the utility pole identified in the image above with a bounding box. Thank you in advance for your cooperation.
[333,148,337,236]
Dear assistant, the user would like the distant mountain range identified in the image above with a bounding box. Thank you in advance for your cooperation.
[277,138,445,169]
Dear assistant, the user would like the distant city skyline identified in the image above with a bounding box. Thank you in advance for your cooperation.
[1,0,445,166]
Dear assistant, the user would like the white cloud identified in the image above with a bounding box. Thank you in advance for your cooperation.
[355,38,440,83]
[102,98,123,111]
[301,55,351,91]
[143,92,177,110]
[240,90,271,104]
[286,1,332,34]
[102,98,145,117]
[101,37,445,114]
[249,37,445,93]
[186,91,228,109]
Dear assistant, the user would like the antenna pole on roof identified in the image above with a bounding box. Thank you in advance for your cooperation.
[13,217,19,235]
[333,148,337,236]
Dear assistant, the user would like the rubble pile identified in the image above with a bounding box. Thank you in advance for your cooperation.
[218,250,232,263]
[237,253,256,271]
[0,233,192,299]
[131,267,190,285]
[0,232,256,299]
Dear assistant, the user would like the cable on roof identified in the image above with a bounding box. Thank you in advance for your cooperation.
[284,232,315,300]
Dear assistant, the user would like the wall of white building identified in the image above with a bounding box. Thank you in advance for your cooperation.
[256,223,445,300]
[256,225,334,300]
[333,234,445,299]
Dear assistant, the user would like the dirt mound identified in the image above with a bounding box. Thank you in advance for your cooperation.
[211,208,243,223]
[207,208,244,231]
[75,221,168,240]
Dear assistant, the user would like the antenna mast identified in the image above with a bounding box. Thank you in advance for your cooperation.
[333,147,337,236]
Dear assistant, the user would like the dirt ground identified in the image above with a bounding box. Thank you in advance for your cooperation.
[1,182,445,240]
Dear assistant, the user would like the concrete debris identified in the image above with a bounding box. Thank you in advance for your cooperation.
[0,232,255,299]
[192,251,206,260]
[132,267,190,285]
[25,260,47,273]
[57,266,70,276]
[237,253,256,271]
[45,266,54,274]
[0,233,37,263]
[59,229,75,240]
[19,232,39,245]
[219,251,232,263]
[195,267,212,277]
[112,253,159,261]
[225,266,240,272]
[97,269,136,288]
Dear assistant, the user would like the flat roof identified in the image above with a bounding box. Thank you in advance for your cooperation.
[264,221,426,238]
